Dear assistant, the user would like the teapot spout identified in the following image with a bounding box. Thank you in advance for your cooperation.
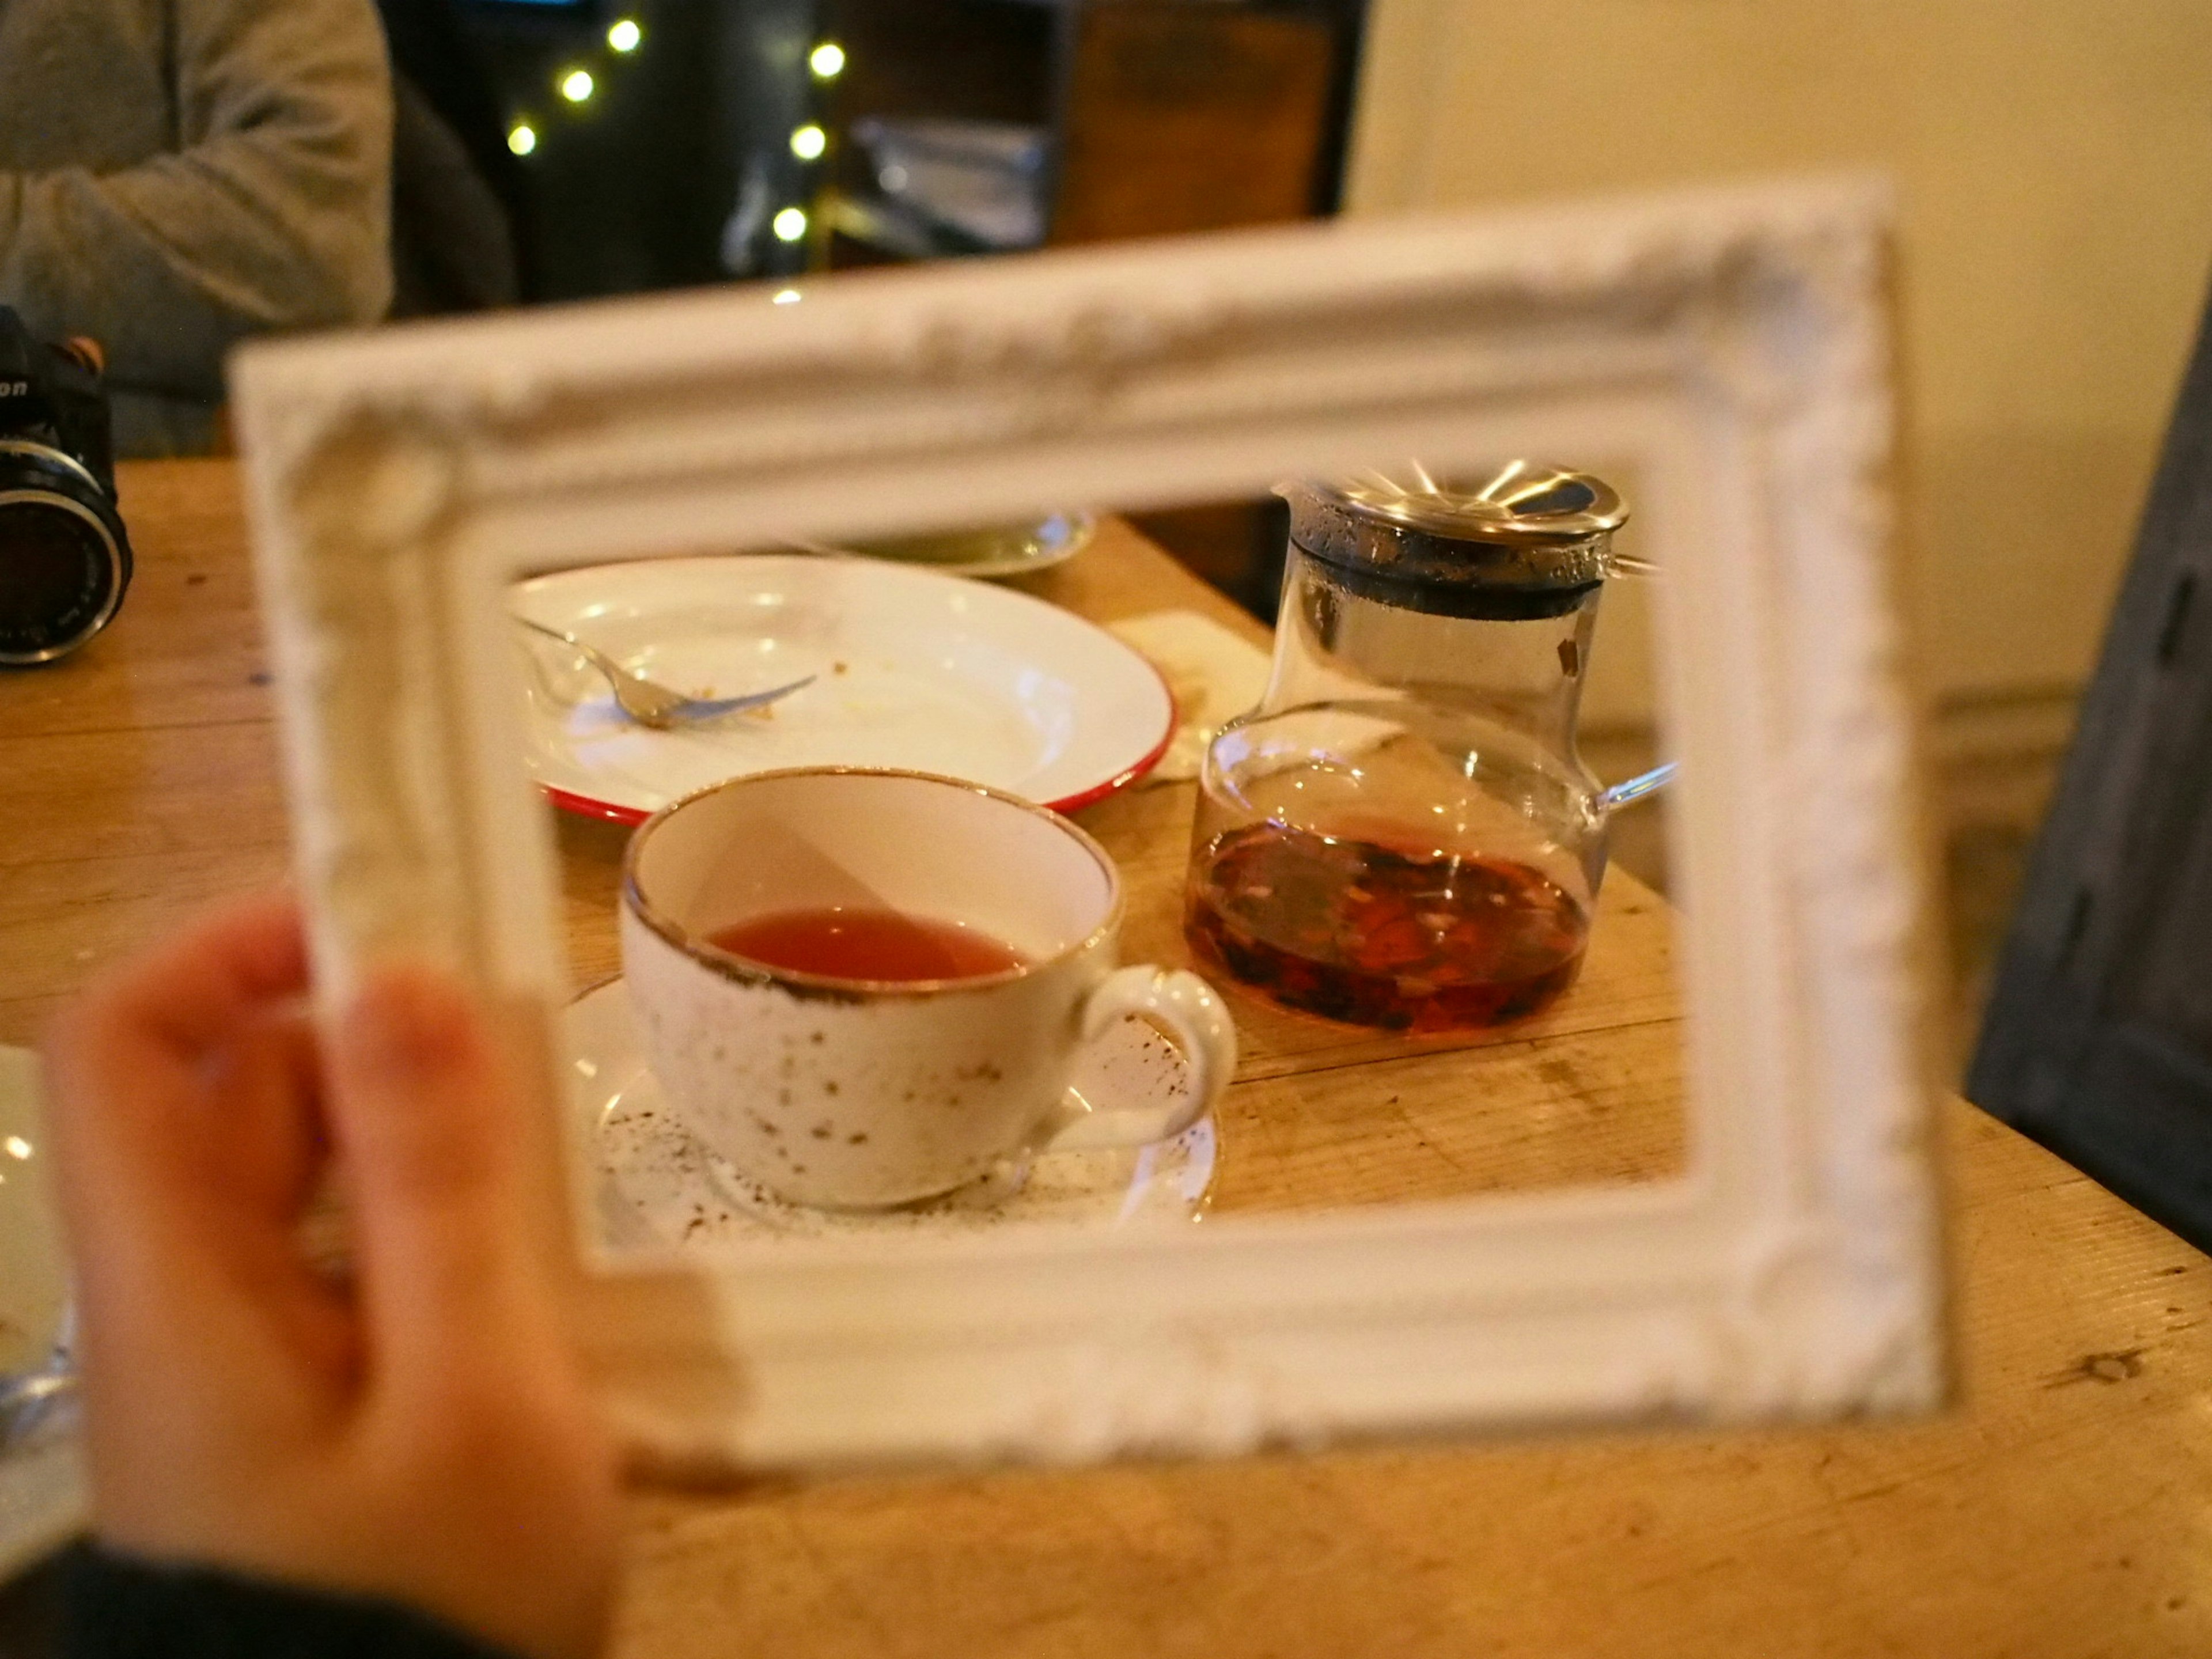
[1596,762,1677,815]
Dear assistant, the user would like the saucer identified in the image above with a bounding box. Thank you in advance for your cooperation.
[565,979,1215,1249]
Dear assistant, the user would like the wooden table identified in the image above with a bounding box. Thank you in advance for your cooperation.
[6,460,2210,1655]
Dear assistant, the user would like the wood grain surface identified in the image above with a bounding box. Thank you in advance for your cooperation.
[3,461,2207,1654]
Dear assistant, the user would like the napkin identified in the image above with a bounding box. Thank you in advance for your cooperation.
[1107,611,1272,784]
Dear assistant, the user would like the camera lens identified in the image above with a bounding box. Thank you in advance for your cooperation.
[0,453,130,665]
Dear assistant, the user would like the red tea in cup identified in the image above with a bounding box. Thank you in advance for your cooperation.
[707,907,1028,983]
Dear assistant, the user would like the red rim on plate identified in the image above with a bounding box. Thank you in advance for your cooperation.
[540,681,1176,824]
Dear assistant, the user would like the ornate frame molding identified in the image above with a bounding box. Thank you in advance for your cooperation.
[234,174,1945,1470]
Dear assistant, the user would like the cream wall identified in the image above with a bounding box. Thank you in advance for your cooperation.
[1345,0,2212,710]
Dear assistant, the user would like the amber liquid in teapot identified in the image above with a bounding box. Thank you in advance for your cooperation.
[1185,819,1589,1033]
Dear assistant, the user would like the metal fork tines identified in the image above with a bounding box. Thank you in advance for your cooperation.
[513,616,815,730]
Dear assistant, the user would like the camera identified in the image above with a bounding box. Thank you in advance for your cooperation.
[0,306,132,665]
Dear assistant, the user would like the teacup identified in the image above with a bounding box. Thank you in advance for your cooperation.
[619,767,1237,1210]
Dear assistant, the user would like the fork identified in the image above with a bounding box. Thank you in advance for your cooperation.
[513,616,816,729]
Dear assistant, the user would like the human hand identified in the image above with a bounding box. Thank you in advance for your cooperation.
[42,894,619,1659]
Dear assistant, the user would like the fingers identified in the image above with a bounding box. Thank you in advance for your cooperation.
[98,892,310,1059]
[44,892,312,1234]
[50,893,309,1134]
[50,900,575,1442]
[201,1010,329,1228]
[325,966,544,1382]
[44,894,351,1475]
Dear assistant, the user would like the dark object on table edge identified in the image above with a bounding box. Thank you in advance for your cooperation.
[1968,269,2212,1252]
[56,1543,524,1659]
[0,309,131,666]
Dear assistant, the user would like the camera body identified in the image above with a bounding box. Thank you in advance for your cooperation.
[0,307,132,665]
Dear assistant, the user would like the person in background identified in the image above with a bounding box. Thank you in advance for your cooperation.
[376,0,533,317]
[41,895,619,1659]
[0,0,395,457]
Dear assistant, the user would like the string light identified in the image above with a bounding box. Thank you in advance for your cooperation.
[772,207,809,243]
[507,122,537,156]
[808,41,846,79]
[790,123,827,160]
[607,17,642,52]
[559,68,594,104]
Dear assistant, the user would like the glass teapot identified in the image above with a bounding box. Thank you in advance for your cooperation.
[1183,463,1673,1033]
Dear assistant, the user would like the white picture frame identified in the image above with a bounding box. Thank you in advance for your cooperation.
[233,173,1944,1471]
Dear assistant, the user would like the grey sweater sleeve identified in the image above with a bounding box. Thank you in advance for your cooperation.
[0,0,393,404]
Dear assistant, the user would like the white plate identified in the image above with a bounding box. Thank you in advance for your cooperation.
[0,1048,63,1381]
[0,1044,82,1581]
[567,979,1215,1247]
[514,555,1174,825]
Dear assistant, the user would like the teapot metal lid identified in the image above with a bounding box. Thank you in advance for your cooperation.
[1279,462,1627,619]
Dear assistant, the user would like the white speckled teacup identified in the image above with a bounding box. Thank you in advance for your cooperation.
[620,767,1237,1210]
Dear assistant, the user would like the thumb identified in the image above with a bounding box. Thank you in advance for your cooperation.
[327,965,543,1380]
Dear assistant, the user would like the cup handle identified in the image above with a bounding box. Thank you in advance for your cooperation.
[1037,966,1238,1153]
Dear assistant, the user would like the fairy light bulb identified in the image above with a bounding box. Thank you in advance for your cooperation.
[772,206,808,243]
